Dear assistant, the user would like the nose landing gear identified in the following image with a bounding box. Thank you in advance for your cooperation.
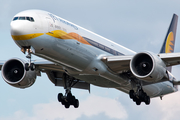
[23,48,35,71]
[25,63,35,71]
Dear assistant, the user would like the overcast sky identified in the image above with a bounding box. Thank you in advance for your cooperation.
[1,0,180,120]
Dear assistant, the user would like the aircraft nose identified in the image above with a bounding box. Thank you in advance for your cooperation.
[10,21,24,36]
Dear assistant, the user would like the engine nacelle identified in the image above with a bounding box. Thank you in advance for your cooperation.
[130,52,167,82]
[1,58,36,88]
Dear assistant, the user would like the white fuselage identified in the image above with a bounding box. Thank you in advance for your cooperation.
[10,10,177,98]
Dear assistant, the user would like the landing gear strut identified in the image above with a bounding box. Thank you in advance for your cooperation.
[129,86,150,105]
[57,73,79,108]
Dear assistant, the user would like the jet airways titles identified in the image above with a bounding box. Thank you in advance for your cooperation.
[48,13,78,30]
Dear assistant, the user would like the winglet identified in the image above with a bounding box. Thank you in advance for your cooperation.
[160,14,178,53]
[160,14,178,72]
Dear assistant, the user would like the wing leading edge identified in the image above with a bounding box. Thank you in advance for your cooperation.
[101,52,180,73]
[33,59,90,91]
[101,55,132,73]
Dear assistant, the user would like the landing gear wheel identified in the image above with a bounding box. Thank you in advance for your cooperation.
[61,100,65,105]
[72,96,75,101]
[136,99,141,105]
[30,63,35,71]
[58,93,63,102]
[74,99,79,108]
[65,103,70,108]
[129,90,134,99]
[25,63,29,71]
[145,96,150,105]
[67,92,72,99]
[133,96,137,102]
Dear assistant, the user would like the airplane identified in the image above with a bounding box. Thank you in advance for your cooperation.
[2,9,180,108]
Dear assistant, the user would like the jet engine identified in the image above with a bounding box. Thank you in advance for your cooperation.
[1,58,36,88]
[130,52,167,82]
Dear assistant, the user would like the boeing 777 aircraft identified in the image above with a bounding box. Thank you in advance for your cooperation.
[2,9,180,108]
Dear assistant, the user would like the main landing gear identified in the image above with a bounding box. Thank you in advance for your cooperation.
[129,86,150,105]
[57,73,79,109]
[58,92,79,108]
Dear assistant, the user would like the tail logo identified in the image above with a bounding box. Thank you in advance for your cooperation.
[165,32,174,53]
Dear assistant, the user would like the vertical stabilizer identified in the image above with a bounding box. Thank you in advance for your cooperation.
[160,14,178,72]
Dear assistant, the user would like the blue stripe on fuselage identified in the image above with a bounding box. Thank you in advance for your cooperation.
[83,37,124,56]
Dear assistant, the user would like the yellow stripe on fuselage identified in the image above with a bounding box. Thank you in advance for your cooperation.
[46,30,91,45]
[46,30,68,39]
[11,33,44,40]
[11,30,91,46]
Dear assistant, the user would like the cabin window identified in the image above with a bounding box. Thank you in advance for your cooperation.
[99,44,105,50]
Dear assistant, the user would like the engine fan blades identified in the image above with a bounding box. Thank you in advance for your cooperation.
[136,61,152,76]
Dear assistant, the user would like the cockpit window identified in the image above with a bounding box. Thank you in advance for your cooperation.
[31,17,34,22]
[12,16,35,22]
[19,17,25,20]
[26,17,31,21]
[13,17,18,21]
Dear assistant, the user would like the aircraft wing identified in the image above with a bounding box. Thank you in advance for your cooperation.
[0,59,90,91]
[158,52,180,66]
[101,52,180,73]
[0,61,5,70]
[33,59,64,72]
[0,60,60,71]
[33,59,90,91]
[101,55,133,73]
